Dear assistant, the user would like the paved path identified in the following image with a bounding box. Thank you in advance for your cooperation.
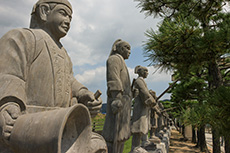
[169,130,208,153]
[205,133,225,153]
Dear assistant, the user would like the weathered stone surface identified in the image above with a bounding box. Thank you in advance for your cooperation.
[149,136,161,144]
[130,66,157,152]
[156,142,167,153]
[102,39,132,153]
[0,0,106,152]
[131,66,156,134]
[10,104,92,153]
[184,124,193,141]
[130,146,149,153]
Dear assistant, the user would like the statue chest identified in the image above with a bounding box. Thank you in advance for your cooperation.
[26,42,72,108]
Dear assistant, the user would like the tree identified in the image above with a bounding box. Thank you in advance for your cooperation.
[135,0,230,152]
[170,72,209,152]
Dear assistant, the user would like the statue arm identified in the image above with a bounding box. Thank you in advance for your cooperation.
[106,56,123,114]
[106,55,123,92]
[0,29,34,106]
[0,28,34,142]
[71,76,88,100]
[135,79,156,107]
[71,73,102,118]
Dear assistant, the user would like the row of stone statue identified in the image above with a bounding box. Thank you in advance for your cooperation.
[0,0,172,152]
[102,45,172,153]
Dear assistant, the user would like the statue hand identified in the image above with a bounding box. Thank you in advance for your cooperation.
[78,90,95,105]
[132,88,139,98]
[78,90,102,118]
[150,98,157,107]
[153,106,161,115]
[87,97,102,118]
[0,103,21,142]
[111,99,122,114]
[145,97,156,107]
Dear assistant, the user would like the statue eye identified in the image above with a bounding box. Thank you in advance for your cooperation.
[59,10,67,16]
[59,9,72,21]
[125,46,130,50]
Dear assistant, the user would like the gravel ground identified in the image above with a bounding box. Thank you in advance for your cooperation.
[169,130,211,153]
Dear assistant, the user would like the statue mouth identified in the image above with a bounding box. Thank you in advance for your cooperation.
[62,26,69,32]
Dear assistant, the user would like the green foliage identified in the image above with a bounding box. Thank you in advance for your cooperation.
[137,0,230,77]
[179,100,210,127]
[136,0,230,135]
[160,100,180,119]
[144,15,203,73]
[208,86,230,138]
[160,100,173,109]
[171,74,207,102]
[143,11,230,75]
[136,0,230,21]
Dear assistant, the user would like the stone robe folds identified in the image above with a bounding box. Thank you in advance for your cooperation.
[0,28,107,153]
[0,28,86,112]
[131,77,154,134]
[102,53,132,142]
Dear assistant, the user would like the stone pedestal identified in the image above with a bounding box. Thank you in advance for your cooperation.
[150,111,161,144]
[184,124,193,141]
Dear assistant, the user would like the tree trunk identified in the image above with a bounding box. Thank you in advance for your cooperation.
[200,125,208,152]
[197,127,200,147]
[182,125,185,138]
[172,118,179,131]
[212,129,221,153]
[192,125,197,143]
[208,60,223,89]
[225,137,230,153]
[208,60,222,153]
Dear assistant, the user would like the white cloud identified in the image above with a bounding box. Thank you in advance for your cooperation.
[128,66,172,83]
[146,66,172,83]
[63,0,160,67]
[75,66,106,86]
[0,0,171,101]
[0,1,33,36]
[0,0,160,68]
[75,66,171,86]
[74,65,172,101]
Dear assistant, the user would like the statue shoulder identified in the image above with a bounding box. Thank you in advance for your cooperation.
[1,28,35,41]
[107,54,123,65]
[22,28,46,41]
[0,28,36,55]
[135,77,145,84]
[1,28,47,65]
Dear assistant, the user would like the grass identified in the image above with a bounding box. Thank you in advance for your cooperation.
[92,113,133,152]
[124,136,132,153]
[92,113,106,132]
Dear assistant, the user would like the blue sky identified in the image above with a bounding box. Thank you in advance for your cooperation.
[0,0,173,103]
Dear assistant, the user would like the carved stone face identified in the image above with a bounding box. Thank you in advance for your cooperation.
[45,4,72,40]
[119,42,131,60]
[140,68,148,78]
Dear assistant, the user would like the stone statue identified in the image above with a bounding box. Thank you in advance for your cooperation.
[0,0,107,152]
[148,90,161,143]
[130,66,156,152]
[102,39,132,153]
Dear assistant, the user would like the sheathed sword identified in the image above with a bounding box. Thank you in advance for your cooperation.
[113,109,120,153]
[156,79,179,101]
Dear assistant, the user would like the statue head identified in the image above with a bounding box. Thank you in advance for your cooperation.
[109,39,131,60]
[134,65,148,78]
[30,0,72,41]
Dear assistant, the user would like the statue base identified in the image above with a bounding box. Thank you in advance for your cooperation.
[149,136,161,144]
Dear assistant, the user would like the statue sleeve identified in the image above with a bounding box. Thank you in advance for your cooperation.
[135,78,155,105]
[0,29,34,108]
[71,76,88,98]
[106,55,123,92]
[69,60,88,99]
